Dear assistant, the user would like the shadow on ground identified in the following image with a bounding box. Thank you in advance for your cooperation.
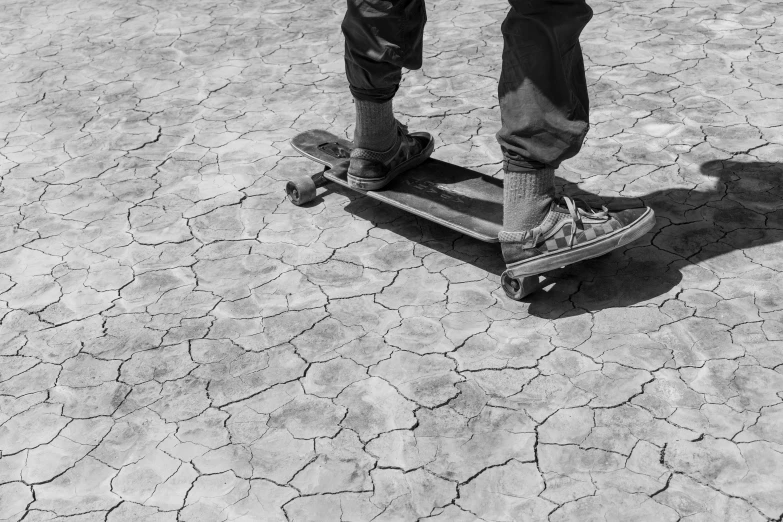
[332,160,783,317]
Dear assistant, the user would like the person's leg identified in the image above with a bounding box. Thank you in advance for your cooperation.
[498,0,593,233]
[495,0,656,285]
[342,0,434,190]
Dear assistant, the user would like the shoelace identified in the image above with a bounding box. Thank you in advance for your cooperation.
[562,196,609,246]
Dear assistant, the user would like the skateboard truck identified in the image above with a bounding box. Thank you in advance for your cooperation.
[285,169,327,206]
[501,272,548,300]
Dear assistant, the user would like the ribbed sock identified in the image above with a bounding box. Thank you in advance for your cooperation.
[353,98,397,152]
[502,168,556,232]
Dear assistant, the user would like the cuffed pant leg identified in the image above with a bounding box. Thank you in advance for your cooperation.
[497,0,593,170]
[342,0,427,103]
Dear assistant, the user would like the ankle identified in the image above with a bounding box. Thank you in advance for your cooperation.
[502,167,555,232]
[353,98,397,152]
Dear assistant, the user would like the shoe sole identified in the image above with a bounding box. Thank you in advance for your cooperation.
[347,135,435,191]
[506,208,656,278]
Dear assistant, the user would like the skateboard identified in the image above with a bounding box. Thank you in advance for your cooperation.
[287,129,546,300]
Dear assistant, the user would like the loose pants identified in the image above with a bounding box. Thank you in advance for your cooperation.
[342,0,593,170]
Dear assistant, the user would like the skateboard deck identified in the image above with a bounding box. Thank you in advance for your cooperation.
[291,129,503,242]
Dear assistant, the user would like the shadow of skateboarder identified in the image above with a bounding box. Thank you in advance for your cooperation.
[333,159,782,317]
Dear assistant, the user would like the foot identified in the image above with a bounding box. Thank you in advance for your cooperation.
[347,121,434,190]
[500,196,655,278]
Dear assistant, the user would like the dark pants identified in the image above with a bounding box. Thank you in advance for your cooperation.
[342,0,593,170]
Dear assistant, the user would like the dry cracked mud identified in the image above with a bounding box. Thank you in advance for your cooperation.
[1,0,783,520]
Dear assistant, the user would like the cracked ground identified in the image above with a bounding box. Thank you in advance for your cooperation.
[1,0,783,520]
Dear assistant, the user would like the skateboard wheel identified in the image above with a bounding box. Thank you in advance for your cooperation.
[286,175,317,206]
[501,272,539,301]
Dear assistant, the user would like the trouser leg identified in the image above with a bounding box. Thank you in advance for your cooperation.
[342,0,427,103]
[498,0,593,171]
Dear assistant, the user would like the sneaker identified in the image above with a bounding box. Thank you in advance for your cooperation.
[347,121,434,190]
[500,196,656,278]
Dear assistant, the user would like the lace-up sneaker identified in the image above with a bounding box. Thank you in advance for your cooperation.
[347,121,434,190]
[500,196,655,278]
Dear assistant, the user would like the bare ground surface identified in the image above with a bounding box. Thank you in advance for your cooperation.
[1,0,783,520]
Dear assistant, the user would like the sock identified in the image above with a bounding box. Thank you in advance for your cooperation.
[502,168,555,232]
[353,98,397,152]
